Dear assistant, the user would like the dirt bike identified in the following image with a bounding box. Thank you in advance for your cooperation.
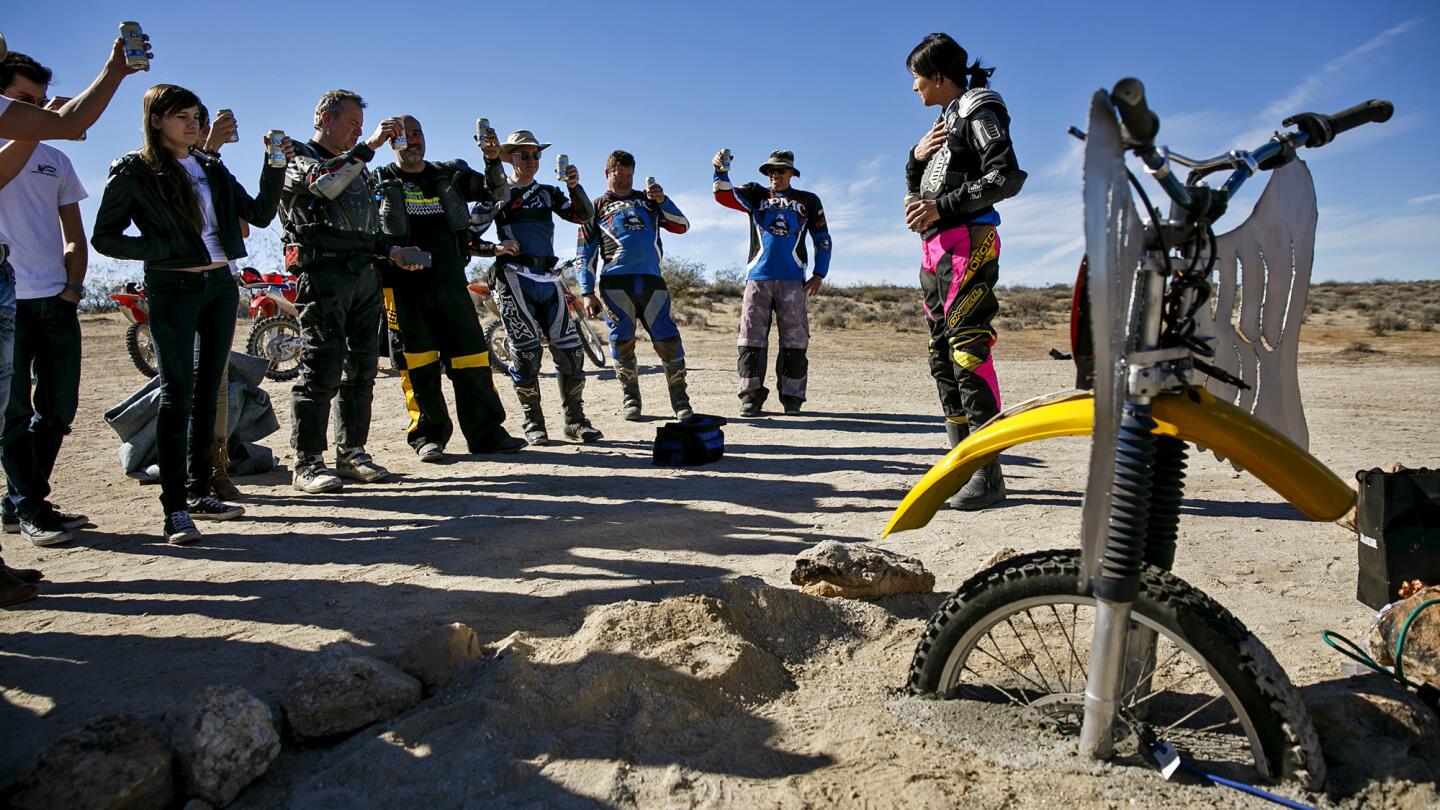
[238,267,302,381]
[110,282,157,378]
[110,268,302,381]
[466,256,609,373]
[885,79,1392,790]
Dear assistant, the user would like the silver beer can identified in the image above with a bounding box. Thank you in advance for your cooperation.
[217,108,240,142]
[719,148,732,172]
[474,117,490,144]
[119,21,149,70]
[266,130,287,169]
[393,131,408,151]
[644,176,657,189]
[555,154,569,181]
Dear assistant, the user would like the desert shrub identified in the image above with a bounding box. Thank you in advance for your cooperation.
[1367,311,1408,336]
[997,317,1025,331]
[79,277,126,314]
[1338,341,1379,357]
[1417,305,1440,332]
[710,264,745,297]
[660,257,708,301]
[816,311,849,329]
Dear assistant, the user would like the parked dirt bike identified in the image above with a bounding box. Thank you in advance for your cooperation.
[110,282,158,378]
[886,80,1392,789]
[238,267,302,381]
[110,268,303,381]
[466,257,609,374]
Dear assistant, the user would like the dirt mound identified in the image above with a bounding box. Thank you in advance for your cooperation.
[265,579,893,808]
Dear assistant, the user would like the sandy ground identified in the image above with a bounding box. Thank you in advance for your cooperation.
[1,309,1438,808]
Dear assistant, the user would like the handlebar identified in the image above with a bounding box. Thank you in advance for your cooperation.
[1108,77,1393,221]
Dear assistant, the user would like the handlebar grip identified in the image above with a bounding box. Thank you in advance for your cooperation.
[1327,99,1393,135]
[1111,78,1159,146]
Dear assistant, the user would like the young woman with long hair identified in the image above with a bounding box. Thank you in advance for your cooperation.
[903,32,1027,511]
[92,84,292,543]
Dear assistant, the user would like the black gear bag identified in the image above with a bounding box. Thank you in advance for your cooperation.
[1355,466,1440,609]
[653,415,726,467]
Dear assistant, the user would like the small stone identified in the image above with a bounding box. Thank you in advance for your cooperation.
[1,713,173,809]
[281,655,422,742]
[394,622,482,694]
[981,547,1021,569]
[164,686,280,806]
[790,540,935,600]
[1368,584,1440,690]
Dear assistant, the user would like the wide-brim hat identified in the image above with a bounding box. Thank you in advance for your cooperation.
[759,149,800,177]
[498,130,551,157]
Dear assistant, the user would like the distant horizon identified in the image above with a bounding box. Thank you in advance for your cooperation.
[5,0,1437,286]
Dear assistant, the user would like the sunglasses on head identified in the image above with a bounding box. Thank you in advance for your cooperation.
[512,151,540,161]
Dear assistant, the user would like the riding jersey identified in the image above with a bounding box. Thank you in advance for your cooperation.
[577,190,689,294]
[712,173,832,282]
[905,88,1026,233]
[493,180,594,261]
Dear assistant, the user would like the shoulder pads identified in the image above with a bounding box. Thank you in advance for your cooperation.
[957,88,1006,118]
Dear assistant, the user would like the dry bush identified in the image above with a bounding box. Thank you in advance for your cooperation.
[1338,341,1380,357]
[816,311,849,329]
[1367,311,1408,336]
[1418,305,1440,333]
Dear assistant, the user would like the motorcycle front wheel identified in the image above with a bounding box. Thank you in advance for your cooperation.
[907,549,1324,789]
[125,322,158,378]
[246,316,303,381]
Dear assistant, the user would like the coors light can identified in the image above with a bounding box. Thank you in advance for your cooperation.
[719,148,732,172]
[555,154,569,182]
[266,130,287,169]
[474,117,490,145]
[217,108,240,142]
[119,22,149,70]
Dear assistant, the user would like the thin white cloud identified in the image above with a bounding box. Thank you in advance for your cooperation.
[1408,193,1440,205]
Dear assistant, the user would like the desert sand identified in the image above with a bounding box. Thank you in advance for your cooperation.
[1,299,1437,808]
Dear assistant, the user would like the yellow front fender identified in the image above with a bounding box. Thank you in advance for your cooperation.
[882,387,1354,537]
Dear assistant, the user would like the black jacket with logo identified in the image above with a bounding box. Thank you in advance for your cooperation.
[91,151,282,271]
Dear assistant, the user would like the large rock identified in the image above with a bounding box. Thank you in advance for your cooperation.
[790,540,935,599]
[1301,674,1440,795]
[1368,584,1440,690]
[163,686,280,806]
[281,654,422,742]
[394,622,483,694]
[1,713,173,810]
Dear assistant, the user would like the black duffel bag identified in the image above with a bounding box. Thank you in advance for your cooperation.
[1356,466,1440,609]
[653,414,726,467]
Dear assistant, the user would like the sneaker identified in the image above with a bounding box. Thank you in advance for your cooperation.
[44,507,89,531]
[524,427,552,446]
[336,449,391,483]
[293,456,344,494]
[18,514,72,548]
[417,442,445,463]
[164,511,202,545]
[622,402,643,422]
[563,422,604,443]
[674,406,695,421]
[739,397,762,418]
[0,570,38,607]
[187,495,245,521]
[780,396,803,416]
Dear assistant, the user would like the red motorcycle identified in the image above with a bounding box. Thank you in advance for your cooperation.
[110,268,303,381]
[239,267,303,381]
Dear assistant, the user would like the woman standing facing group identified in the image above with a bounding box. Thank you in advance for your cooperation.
[903,32,1026,512]
[91,83,294,544]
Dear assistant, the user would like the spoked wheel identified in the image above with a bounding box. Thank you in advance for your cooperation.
[483,320,516,376]
[125,322,158,378]
[908,550,1324,789]
[573,309,609,368]
[246,316,303,381]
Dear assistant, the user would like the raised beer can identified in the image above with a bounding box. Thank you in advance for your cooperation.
[474,117,490,144]
[644,176,657,189]
[119,21,149,70]
[555,154,569,181]
[266,130,287,168]
[719,148,732,172]
[217,108,240,142]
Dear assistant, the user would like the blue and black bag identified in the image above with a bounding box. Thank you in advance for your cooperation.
[653,414,726,467]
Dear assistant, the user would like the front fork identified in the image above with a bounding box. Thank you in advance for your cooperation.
[1080,400,1189,757]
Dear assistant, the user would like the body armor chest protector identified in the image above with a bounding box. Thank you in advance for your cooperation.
[920,88,1006,199]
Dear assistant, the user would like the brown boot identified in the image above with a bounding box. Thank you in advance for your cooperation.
[211,438,242,500]
[1,568,38,607]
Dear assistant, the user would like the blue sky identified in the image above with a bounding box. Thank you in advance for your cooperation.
[6,0,1437,285]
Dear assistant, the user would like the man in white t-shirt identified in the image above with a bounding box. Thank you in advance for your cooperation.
[0,52,91,554]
